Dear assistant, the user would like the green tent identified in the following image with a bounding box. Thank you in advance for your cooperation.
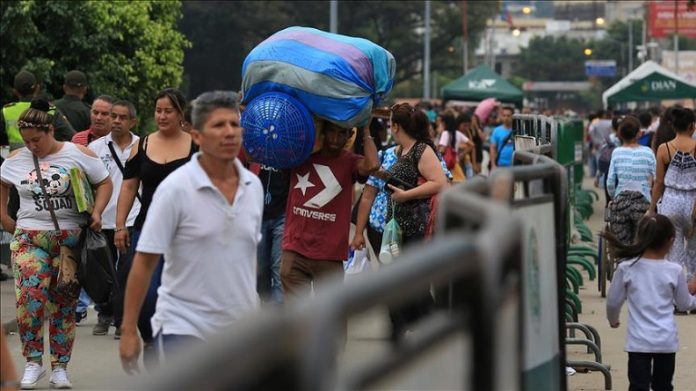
[441,65,524,104]
[602,60,696,108]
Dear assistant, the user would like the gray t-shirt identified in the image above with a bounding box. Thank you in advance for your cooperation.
[607,257,696,353]
[589,119,613,149]
[1,143,109,230]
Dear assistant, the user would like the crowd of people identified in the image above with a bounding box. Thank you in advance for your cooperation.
[0,68,694,390]
[586,105,696,390]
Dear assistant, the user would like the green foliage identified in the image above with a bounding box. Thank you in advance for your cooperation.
[668,34,696,50]
[516,36,589,81]
[180,0,497,98]
[0,0,189,129]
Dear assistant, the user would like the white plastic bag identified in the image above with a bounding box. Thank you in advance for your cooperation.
[344,248,369,276]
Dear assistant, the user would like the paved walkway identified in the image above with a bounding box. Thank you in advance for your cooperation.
[566,178,696,390]
[1,175,693,390]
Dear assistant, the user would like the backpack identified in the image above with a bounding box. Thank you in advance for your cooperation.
[597,135,616,173]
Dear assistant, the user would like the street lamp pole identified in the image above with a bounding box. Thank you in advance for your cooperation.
[424,0,431,100]
[674,0,679,74]
[461,0,469,74]
[330,0,338,33]
[628,20,633,72]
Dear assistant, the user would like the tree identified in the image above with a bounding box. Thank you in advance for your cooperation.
[515,36,589,82]
[179,1,497,99]
[0,0,189,128]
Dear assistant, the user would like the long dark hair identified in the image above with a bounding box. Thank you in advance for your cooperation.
[601,214,675,262]
[155,88,187,117]
[442,113,457,148]
[391,103,438,153]
[652,106,677,152]
[671,107,695,133]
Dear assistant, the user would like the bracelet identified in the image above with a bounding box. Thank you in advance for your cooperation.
[115,227,127,233]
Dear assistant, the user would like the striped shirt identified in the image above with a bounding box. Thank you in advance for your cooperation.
[71,128,99,147]
[606,145,656,202]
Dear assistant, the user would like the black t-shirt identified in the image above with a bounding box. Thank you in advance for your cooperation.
[123,135,197,229]
[257,165,290,220]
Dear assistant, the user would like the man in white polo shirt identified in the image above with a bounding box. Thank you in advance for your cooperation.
[119,91,263,373]
[88,99,141,338]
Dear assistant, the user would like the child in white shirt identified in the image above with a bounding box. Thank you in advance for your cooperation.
[605,214,696,391]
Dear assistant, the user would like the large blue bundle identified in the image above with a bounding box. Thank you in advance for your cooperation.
[242,26,396,129]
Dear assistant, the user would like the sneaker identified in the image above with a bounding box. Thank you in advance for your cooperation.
[114,326,121,340]
[49,368,72,389]
[20,362,45,389]
[75,310,86,325]
[92,316,112,336]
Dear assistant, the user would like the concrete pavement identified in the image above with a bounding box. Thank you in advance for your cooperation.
[566,178,696,391]
[1,175,693,390]
[2,279,132,390]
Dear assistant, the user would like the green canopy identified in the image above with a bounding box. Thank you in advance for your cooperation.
[602,60,696,108]
[441,65,524,104]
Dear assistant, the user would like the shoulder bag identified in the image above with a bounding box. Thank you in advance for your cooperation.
[495,129,515,167]
[108,141,142,203]
[32,155,81,299]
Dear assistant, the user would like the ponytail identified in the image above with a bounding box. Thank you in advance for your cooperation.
[391,103,437,153]
[600,214,675,262]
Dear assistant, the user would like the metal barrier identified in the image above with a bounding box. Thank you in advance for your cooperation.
[511,114,557,156]
[438,149,569,391]
[143,192,525,390]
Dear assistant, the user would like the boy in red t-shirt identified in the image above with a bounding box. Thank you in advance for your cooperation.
[281,120,379,297]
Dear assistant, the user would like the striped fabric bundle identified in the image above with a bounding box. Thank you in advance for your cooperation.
[242,26,396,129]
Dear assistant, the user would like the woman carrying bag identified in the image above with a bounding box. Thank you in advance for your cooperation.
[0,99,111,389]
[383,103,448,342]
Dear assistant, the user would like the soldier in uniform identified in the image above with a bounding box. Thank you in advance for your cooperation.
[54,70,91,132]
[0,70,76,149]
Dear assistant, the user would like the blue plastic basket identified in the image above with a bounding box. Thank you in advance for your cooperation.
[242,92,316,169]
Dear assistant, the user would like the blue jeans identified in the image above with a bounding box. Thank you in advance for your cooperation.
[587,146,597,178]
[257,215,284,304]
[119,229,164,342]
[76,289,92,314]
[155,333,204,362]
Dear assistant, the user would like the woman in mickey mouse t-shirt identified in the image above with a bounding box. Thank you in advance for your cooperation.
[0,99,111,389]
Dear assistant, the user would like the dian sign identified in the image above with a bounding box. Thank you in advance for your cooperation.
[642,79,678,93]
[648,1,696,39]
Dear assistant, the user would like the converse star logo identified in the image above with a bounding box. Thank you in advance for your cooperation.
[294,172,315,196]
[303,164,341,209]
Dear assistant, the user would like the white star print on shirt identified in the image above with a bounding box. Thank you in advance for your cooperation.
[294,172,315,196]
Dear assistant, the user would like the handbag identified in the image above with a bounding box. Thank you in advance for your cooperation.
[77,227,118,305]
[443,146,457,169]
[32,155,80,299]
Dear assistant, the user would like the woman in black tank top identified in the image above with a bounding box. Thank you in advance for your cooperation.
[112,88,196,363]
